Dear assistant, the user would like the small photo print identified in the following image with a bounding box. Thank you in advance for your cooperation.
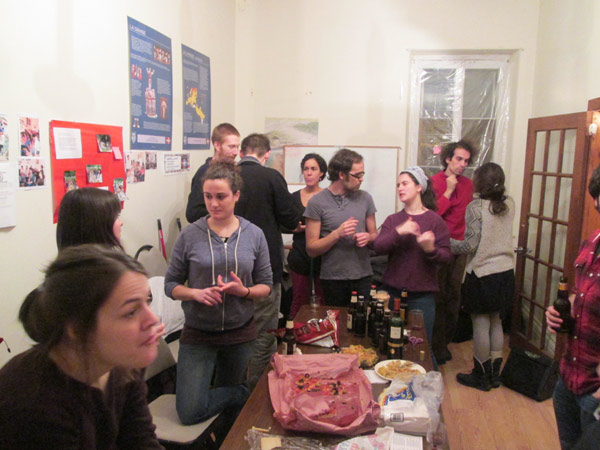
[132,151,145,183]
[145,151,157,170]
[64,170,78,192]
[19,115,41,157]
[18,157,47,188]
[86,164,103,183]
[113,178,128,201]
[0,113,8,161]
[97,134,112,153]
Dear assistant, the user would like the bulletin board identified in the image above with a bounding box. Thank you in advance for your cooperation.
[49,120,125,223]
[283,145,400,227]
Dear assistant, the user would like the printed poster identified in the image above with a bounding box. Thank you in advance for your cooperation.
[0,114,8,161]
[18,157,47,189]
[128,17,173,150]
[182,44,211,149]
[19,115,41,157]
[265,118,319,175]
[0,162,17,228]
[162,153,190,175]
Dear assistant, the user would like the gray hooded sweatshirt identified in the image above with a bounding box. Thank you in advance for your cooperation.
[165,216,272,332]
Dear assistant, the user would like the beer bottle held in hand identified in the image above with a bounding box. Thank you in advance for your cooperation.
[553,276,572,333]
[282,320,296,355]
[347,291,358,332]
[387,298,404,359]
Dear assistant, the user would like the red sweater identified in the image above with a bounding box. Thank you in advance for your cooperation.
[431,171,473,240]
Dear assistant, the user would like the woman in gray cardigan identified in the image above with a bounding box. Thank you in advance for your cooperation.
[450,162,515,392]
[165,161,272,425]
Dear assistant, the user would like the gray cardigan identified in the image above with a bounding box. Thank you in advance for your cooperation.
[451,196,515,278]
[165,216,272,332]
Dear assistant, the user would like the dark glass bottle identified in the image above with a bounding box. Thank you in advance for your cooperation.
[378,309,391,354]
[367,287,378,339]
[347,291,358,332]
[354,300,367,337]
[371,300,384,346]
[282,319,296,355]
[553,276,572,333]
[356,295,366,331]
[387,298,404,360]
[400,288,408,320]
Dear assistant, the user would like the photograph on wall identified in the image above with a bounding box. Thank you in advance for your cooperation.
[162,153,191,175]
[127,17,173,151]
[0,114,9,161]
[19,115,41,157]
[97,134,112,152]
[86,164,103,184]
[145,151,157,170]
[18,157,47,189]
[125,152,134,184]
[182,44,211,149]
[113,177,127,201]
[264,118,319,175]
[64,170,78,192]
[131,150,146,183]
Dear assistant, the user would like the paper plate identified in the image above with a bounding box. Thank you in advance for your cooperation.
[374,359,426,382]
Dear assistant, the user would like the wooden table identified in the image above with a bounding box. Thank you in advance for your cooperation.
[220,305,436,449]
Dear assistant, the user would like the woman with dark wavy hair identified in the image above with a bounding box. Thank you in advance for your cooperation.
[451,162,515,392]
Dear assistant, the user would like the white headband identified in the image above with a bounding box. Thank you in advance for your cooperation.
[402,166,428,192]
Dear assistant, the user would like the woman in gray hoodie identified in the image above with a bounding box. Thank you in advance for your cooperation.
[165,161,272,425]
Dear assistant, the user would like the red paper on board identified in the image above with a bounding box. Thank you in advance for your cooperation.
[49,120,125,223]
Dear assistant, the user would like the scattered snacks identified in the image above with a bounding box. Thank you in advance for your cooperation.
[341,345,379,368]
[375,360,425,382]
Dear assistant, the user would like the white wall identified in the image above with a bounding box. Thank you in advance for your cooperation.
[532,0,600,116]
[0,0,237,366]
[234,0,540,239]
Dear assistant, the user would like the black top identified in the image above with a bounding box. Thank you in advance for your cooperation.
[185,156,212,223]
[287,189,321,276]
[235,156,303,284]
[0,347,163,450]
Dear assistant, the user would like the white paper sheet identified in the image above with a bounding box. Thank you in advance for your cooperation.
[0,162,17,228]
[53,127,82,159]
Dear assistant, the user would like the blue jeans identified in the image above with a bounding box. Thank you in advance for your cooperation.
[384,287,437,370]
[553,376,600,449]
[176,341,253,425]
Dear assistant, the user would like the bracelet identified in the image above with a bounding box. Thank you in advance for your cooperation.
[242,287,251,298]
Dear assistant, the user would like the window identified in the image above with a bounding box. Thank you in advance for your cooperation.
[408,54,512,177]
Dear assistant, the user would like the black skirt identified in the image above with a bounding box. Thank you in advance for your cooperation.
[462,269,514,317]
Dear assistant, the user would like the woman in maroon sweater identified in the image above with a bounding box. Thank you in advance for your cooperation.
[372,167,451,365]
[0,245,165,449]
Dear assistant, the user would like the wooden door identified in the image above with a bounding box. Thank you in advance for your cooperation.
[510,112,591,358]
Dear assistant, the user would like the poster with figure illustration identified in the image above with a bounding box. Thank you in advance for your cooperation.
[182,44,211,149]
[0,114,9,161]
[19,115,41,157]
[128,17,172,150]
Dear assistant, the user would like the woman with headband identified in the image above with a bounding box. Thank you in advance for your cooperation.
[372,166,452,367]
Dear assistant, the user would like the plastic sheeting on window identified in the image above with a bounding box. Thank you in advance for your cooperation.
[408,56,511,178]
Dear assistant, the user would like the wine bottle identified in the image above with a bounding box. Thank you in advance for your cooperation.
[372,300,384,347]
[379,308,391,355]
[347,291,358,332]
[367,287,378,339]
[387,298,404,359]
[354,299,367,337]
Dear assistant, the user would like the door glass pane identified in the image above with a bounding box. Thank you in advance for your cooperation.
[527,218,539,259]
[546,131,562,173]
[557,176,572,222]
[538,220,554,263]
[534,131,547,172]
[519,297,530,335]
[542,176,557,218]
[562,129,577,174]
[546,329,556,354]
[534,264,548,307]
[530,175,542,215]
[552,224,568,269]
[421,69,456,118]
[522,257,534,299]
[463,69,498,118]
[531,305,545,348]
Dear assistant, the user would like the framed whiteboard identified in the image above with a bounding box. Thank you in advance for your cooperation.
[283,145,400,227]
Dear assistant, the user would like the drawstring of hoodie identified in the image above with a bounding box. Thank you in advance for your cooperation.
[207,226,216,286]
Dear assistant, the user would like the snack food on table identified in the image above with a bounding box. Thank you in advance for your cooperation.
[341,344,379,368]
[375,359,425,382]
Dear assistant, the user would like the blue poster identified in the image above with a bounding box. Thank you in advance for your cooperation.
[182,44,211,150]
[128,17,172,151]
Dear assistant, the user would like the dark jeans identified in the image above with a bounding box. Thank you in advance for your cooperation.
[433,253,466,355]
[553,376,600,449]
[320,276,372,307]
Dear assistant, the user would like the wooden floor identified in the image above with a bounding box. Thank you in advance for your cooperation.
[439,337,560,450]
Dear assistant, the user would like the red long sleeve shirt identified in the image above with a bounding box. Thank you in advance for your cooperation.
[431,171,473,240]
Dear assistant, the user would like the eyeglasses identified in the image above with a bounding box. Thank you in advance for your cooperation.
[348,172,365,180]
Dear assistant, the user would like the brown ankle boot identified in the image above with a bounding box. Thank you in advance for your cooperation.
[490,358,502,388]
[456,357,491,392]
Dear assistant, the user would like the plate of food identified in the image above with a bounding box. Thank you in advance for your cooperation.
[374,359,426,382]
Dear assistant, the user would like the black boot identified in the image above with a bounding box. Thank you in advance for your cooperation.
[490,358,502,388]
[456,357,491,392]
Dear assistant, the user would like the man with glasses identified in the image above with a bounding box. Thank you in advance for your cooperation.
[305,148,378,306]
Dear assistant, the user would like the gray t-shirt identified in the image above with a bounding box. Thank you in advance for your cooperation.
[304,188,377,280]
